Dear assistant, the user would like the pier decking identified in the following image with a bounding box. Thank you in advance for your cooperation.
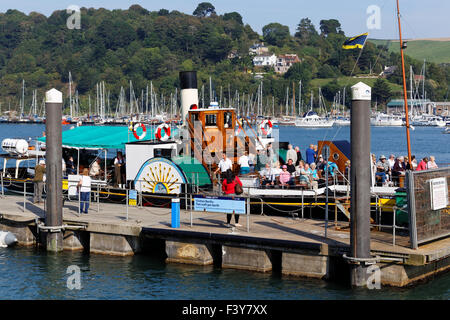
[1,194,449,287]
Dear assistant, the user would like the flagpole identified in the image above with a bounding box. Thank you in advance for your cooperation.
[397,0,413,166]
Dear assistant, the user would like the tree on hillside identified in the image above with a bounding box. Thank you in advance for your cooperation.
[262,23,290,47]
[322,79,340,102]
[193,2,216,17]
[372,78,392,105]
[223,12,243,25]
[295,18,318,41]
[319,19,344,37]
[284,62,313,87]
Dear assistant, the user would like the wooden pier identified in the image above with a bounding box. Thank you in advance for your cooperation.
[0,194,449,287]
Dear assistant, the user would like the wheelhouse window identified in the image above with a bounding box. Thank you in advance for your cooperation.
[224,112,233,128]
[205,113,217,127]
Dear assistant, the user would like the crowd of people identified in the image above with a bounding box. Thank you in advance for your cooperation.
[371,153,440,187]
[216,143,339,191]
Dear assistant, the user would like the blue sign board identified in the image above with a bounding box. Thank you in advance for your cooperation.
[193,195,246,214]
[129,190,137,206]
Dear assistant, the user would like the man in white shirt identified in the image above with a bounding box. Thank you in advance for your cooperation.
[286,144,297,164]
[238,151,250,175]
[215,153,233,181]
[388,154,396,170]
[259,163,274,187]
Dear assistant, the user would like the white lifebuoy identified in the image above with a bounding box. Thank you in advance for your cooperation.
[133,123,147,140]
[260,120,273,136]
[156,123,171,141]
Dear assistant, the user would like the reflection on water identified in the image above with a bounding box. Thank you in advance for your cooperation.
[0,247,448,300]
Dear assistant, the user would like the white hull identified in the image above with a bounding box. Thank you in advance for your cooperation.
[370,114,403,127]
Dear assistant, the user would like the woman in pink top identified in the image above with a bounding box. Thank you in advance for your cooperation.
[279,165,292,187]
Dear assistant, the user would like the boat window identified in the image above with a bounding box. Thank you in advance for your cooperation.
[224,112,233,128]
[190,113,199,124]
[154,148,173,159]
[205,113,217,127]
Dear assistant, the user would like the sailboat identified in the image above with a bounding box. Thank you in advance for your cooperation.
[295,88,334,127]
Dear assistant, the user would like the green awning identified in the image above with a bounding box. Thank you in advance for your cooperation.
[38,125,176,150]
[172,156,212,186]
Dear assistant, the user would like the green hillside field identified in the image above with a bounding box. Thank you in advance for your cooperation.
[310,76,404,94]
[369,39,450,64]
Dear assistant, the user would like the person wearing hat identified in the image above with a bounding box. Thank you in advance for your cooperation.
[375,155,390,186]
[279,165,293,187]
[33,160,46,204]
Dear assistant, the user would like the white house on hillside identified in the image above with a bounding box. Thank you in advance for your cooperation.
[253,53,277,67]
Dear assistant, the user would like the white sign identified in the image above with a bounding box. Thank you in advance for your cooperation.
[430,177,448,211]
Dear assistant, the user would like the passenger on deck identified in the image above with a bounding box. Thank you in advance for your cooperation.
[410,155,418,170]
[114,151,125,188]
[272,161,282,183]
[259,163,275,187]
[295,146,303,166]
[286,144,297,165]
[248,152,256,173]
[279,165,293,187]
[388,154,396,170]
[376,155,390,186]
[286,159,296,175]
[313,145,318,163]
[306,144,315,165]
[373,154,387,186]
[316,155,325,172]
[215,153,233,182]
[66,156,76,175]
[427,156,438,169]
[298,163,311,187]
[266,143,275,167]
[238,151,250,175]
[416,157,428,171]
[89,158,103,179]
[309,163,319,190]
[344,160,351,178]
[392,156,406,177]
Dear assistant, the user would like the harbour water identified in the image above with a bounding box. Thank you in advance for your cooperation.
[0,123,449,299]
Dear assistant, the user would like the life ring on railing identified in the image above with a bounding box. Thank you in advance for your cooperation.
[133,123,147,140]
[260,119,273,136]
[155,123,171,141]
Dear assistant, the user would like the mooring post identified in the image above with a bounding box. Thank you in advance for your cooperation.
[45,88,63,252]
[349,82,372,287]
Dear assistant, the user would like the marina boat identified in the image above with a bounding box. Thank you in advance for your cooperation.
[443,127,450,134]
[410,114,446,127]
[370,113,403,126]
[278,116,296,126]
[295,111,334,128]
[333,117,350,126]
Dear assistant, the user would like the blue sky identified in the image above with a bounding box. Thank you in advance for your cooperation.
[0,0,448,39]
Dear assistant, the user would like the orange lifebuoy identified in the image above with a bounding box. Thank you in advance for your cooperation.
[133,123,147,140]
[155,123,171,141]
